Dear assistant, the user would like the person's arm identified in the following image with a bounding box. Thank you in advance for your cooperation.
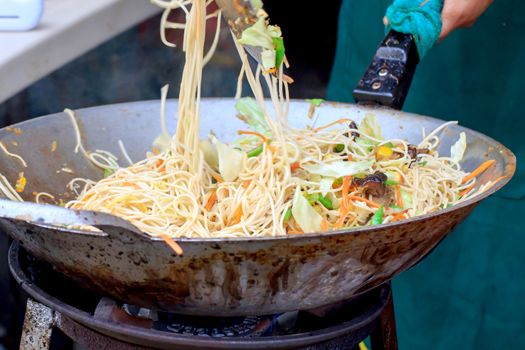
[439,0,493,40]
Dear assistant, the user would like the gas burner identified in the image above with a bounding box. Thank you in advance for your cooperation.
[9,242,398,349]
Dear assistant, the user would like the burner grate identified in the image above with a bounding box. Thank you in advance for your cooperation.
[9,242,398,350]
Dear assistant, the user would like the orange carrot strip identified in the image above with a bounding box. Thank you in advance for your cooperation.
[391,210,409,222]
[231,205,243,224]
[462,159,495,184]
[205,191,217,211]
[348,195,380,208]
[483,176,508,193]
[237,130,269,142]
[291,162,300,171]
[459,183,476,197]
[212,174,223,183]
[152,147,160,155]
[313,118,355,132]
[242,180,252,189]
[347,154,354,161]
[159,233,183,256]
[287,229,304,235]
[320,218,329,231]
[395,185,403,208]
[341,176,352,209]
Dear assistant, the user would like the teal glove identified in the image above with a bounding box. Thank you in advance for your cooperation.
[385,0,444,58]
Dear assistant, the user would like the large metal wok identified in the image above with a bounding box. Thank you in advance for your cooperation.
[0,97,515,316]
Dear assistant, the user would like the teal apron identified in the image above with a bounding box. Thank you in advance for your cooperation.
[328,1,525,348]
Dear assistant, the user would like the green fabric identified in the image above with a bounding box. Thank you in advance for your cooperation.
[328,0,525,349]
[386,0,443,57]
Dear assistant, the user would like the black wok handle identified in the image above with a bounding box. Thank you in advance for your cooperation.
[353,30,420,110]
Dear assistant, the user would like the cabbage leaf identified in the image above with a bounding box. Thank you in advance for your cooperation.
[216,141,246,182]
[302,160,373,178]
[358,114,383,140]
[235,97,270,134]
[291,186,323,233]
[450,132,466,163]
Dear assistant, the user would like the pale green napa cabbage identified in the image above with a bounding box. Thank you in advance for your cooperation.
[216,141,246,182]
[292,186,323,233]
[450,132,467,163]
[302,160,374,178]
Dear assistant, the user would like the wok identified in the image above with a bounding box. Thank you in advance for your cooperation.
[0,97,515,316]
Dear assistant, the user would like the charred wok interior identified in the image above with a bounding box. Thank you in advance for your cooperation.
[0,99,516,316]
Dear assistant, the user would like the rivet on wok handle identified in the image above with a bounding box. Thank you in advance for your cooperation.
[353,30,420,110]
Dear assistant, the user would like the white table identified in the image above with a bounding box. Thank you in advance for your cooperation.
[0,0,161,104]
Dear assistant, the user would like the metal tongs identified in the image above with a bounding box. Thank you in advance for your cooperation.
[215,0,264,65]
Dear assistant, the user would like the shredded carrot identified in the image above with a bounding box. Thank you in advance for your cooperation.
[347,195,380,208]
[312,118,355,132]
[395,185,403,208]
[155,159,166,173]
[483,176,508,193]
[287,229,304,234]
[159,233,183,256]
[121,181,140,189]
[291,162,300,171]
[341,176,352,209]
[231,204,243,224]
[320,218,329,231]
[212,174,223,183]
[462,159,495,184]
[391,210,409,222]
[205,191,217,211]
[237,130,269,143]
[459,183,476,197]
[242,180,252,189]
[347,154,353,161]
[152,147,160,155]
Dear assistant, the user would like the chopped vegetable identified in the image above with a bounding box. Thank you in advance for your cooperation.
[15,173,26,193]
[291,186,323,233]
[238,17,280,50]
[347,195,380,208]
[216,141,246,182]
[450,132,467,163]
[199,139,219,169]
[212,174,224,183]
[318,195,334,210]
[371,206,384,225]
[358,114,383,140]
[319,177,334,196]
[235,97,270,134]
[103,168,114,178]
[205,191,218,211]
[462,159,495,184]
[51,141,57,153]
[320,218,329,231]
[247,144,264,157]
[261,49,276,70]
[284,207,292,221]
[273,37,285,68]
[231,204,243,224]
[334,144,345,153]
[376,145,393,160]
[384,180,398,186]
[159,233,183,256]
[290,161,300,171]
[399,187,413,209]
[302,160,373,178]
[419,161,428,166]
[306,98,324,107]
